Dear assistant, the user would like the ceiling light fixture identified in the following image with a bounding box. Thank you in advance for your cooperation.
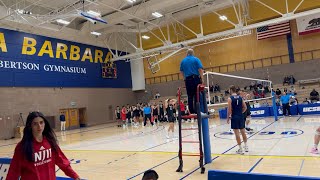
[219,15,228,21]
[87,10,101,17]
[56,19,70,25]
[152,12,163,18]
[142,35,150,40]
[91,31,101,36]
[126,0,136,3]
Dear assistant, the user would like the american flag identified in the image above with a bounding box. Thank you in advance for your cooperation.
[256,21,291,40]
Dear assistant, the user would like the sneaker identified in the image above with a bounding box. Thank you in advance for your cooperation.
[310,147,319,154]
[244,146,249,152]
[166,135,170,139]
[246,128,253,132]
[236,149,244,155]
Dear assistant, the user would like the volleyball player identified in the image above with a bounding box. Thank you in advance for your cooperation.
[227,85,248,154]
[311,127,320,154]
[121,105,127,128]
[152,103,159,124]
[239,90,253,132]
[133,105,140,127]
[166,98,177,139]
[115,106,121,127]
[158,101,165,122]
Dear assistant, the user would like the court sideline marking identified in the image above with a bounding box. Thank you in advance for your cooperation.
[126,118,281,180]
[179,117,283,180]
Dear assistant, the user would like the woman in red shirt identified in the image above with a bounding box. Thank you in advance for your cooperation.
[6,112,80,180]
[121,106,127,127]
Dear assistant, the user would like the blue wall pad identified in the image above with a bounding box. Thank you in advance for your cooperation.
[208,170,320,180]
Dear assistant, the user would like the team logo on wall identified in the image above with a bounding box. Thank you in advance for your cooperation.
[102,61,117,79]
[214,128,303,140]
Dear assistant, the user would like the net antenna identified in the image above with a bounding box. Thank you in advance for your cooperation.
[204,71,273,107]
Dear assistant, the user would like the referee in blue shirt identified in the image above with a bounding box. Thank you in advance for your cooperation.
[280,91,291,116]
[180,49,204,115]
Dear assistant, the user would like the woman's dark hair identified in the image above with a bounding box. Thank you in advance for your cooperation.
[21,111,58,162]
[142,170,159,180]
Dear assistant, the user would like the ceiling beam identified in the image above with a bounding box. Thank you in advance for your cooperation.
[110,7,320,61]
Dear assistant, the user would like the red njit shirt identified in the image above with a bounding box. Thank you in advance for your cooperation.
[6,137,79,180]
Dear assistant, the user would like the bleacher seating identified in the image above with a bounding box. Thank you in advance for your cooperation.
[298,78,320,87]
[146,82,320,117]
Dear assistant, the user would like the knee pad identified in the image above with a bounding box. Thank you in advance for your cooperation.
[316,130,320,136]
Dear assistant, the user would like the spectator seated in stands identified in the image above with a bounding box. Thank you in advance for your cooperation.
[155,92,161,99]
[289,96,298,106]
[276,88,282,97]
[283,76,290,85]
[303,98,311,104]
[214,84,221,92]
[310,89,320,102]
[289,75,296,85]
[261,100,269,107]
[254,90,265,99]
[224,90,229,96]
[209,84,214,92]
[257,85,264,94]
[290,86,297,95]
[254,101,261,108]
[249,81,256,90]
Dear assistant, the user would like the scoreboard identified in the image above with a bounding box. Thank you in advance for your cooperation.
[102,62,117,79]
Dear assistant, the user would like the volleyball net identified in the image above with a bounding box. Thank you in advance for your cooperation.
[203,71,278,120]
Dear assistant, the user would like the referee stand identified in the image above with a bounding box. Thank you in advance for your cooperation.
[176,84,212,174]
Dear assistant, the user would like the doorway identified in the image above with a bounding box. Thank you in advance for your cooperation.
[79,108,87,128]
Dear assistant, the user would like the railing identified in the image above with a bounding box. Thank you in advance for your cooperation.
[145,48,320,85]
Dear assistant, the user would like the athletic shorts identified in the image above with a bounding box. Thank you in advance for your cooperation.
[231,114,245,129]
[126,113,131,119]
[168,116,175,123]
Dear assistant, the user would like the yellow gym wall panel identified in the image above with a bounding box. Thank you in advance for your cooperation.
[291,20,320,54]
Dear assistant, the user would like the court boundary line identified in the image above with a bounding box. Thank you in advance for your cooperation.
[298,159,305,176]
[248,158,263,173]
[125,122,228,179]
[63,150,320,159]
[0,122,118,147]
[179,117,282,180]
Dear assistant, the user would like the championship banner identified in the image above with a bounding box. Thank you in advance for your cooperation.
[0,28,132,88]
[296,12,320,35]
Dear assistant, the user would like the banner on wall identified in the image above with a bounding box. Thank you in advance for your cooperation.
[0,28,131,88]
[296,12,320,35]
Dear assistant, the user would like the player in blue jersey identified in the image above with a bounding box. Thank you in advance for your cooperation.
[227,85,248,154]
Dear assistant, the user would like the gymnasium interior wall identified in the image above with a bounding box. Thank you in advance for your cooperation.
[0,87,136,139]
[143,20,320,79]
[0,23,137,140]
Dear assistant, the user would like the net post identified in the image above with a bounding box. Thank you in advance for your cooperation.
[272,90,278,121]
[199,89,212,164]
[206,72,211,106]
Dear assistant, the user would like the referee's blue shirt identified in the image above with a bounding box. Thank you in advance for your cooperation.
[280,94,291,104]
[180,55,203,78]
[143,107,151,115]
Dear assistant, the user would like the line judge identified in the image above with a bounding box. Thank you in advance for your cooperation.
[180,48,204,115]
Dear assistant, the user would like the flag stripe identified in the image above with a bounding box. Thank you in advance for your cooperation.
[257,21,291,40]
[258,28,291,38]
[258,26,291,36]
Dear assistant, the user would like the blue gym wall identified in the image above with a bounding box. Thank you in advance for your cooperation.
[0,28,132,88]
